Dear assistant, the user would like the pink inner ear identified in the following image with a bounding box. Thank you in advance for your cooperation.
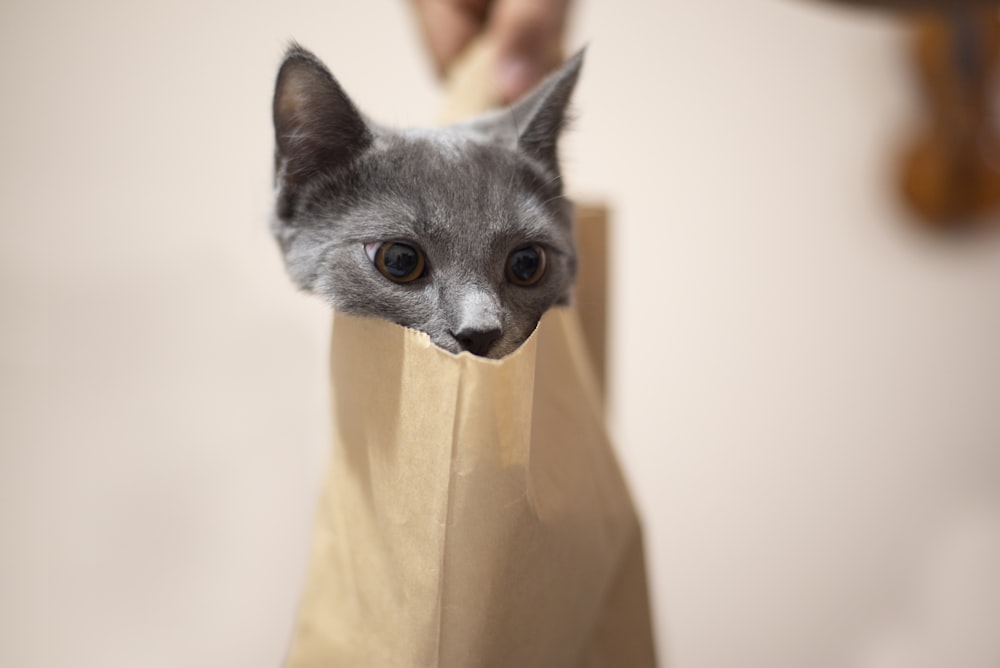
[364,242,380,263]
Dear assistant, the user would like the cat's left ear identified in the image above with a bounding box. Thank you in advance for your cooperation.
[273,44,373,191]
[472,50,584,174]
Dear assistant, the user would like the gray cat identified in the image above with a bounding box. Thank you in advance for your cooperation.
[271,44,582,359]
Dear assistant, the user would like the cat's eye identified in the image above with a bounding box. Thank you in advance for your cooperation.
[506,244,546,286]
[371,241,426,283]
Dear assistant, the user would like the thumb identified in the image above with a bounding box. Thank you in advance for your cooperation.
[488,0,569,103]
[412,0,489,76]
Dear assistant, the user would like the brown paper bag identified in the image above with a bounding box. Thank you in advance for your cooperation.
[283,305,656,667]
[284,34,655,667]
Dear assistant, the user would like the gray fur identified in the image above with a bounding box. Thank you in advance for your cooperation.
[271,44,583,359]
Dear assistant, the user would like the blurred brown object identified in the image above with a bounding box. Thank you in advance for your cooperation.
[811,1,1000,9]
[808,1,1000,229]
[899,10,1000,229]
[573,203,609,400]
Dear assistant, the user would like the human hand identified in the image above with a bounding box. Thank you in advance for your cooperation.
[412,0,571,103]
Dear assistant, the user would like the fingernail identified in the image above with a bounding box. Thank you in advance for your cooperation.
[496,56,539,103]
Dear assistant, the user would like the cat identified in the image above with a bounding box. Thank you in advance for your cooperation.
[270,44,583,359]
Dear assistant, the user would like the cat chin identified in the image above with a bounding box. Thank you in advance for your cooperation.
[428,332,523,360]
[483,343,522,361]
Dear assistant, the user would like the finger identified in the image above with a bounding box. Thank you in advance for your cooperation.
[412,0,490,75]
[488,0,570,102]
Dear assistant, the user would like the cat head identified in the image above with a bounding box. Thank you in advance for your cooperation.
[271,44,583,359]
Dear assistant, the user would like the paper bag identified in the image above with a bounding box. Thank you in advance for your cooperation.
[284,305,656,667]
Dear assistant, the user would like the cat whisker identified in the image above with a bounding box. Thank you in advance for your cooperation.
[528,173,564,201]
[538,193,566,208]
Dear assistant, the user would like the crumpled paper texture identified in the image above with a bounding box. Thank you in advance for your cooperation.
[284,306,656,667]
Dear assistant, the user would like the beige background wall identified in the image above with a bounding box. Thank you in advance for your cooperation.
[2,1,999,667]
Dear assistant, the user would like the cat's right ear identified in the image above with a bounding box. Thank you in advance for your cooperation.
[273,44,372,191]
[462,50,584,177]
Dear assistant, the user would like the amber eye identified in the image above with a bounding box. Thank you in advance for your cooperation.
[374,242,425,283]
[506,244,546,286]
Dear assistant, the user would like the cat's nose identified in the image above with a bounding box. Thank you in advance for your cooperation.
[451,327,502,356]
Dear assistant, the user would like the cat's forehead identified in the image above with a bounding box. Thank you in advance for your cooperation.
[392,126,496,159]
[372,128,528,183]
[353,130,565,238]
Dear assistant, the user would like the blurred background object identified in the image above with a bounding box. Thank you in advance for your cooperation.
[900,9,1000,229]
[411,0,571,103]
[813,0,1000,230]
[813,0,1000,9]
